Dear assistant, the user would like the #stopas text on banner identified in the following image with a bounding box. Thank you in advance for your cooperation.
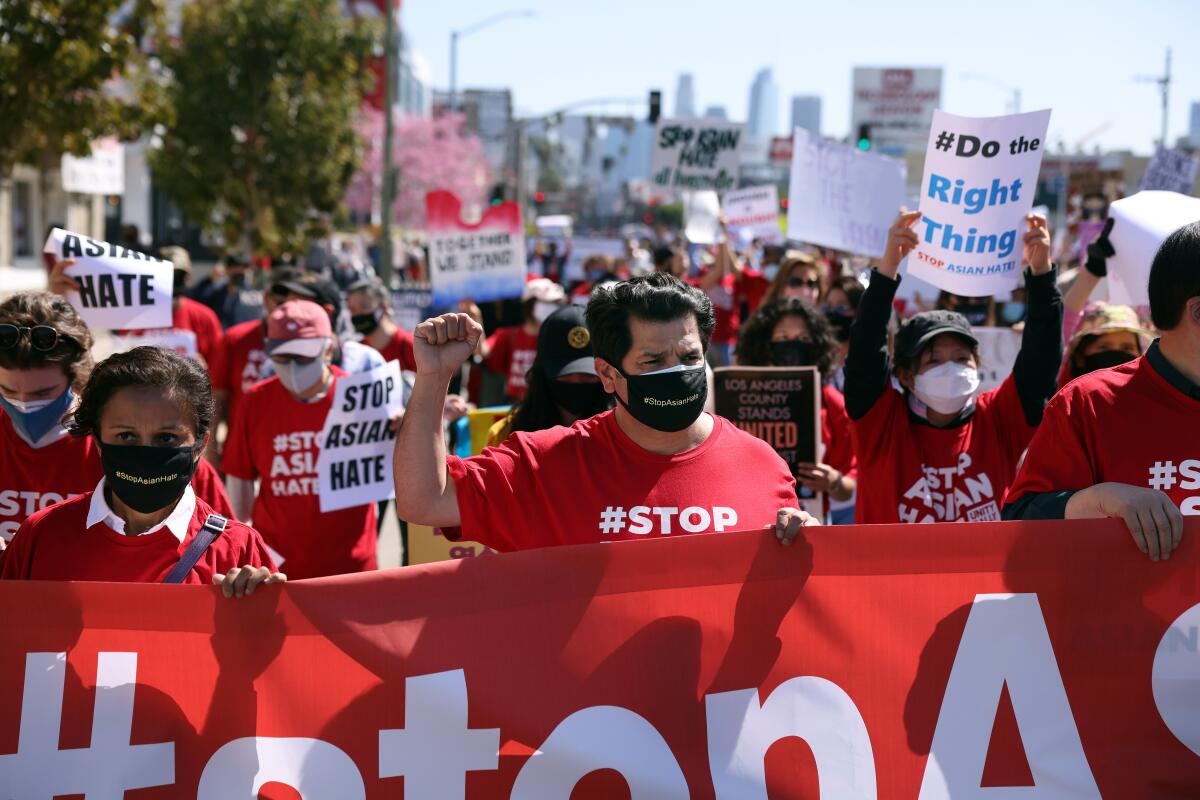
[0,521,1197,797]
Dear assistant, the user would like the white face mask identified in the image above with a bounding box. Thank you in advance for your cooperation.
[533,301,560,323]
[912,361,980,416]
[274,342,328,396]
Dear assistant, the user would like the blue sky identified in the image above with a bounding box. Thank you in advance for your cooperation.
[401,0,1199,154]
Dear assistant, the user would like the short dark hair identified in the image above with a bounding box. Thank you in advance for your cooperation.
[736,298,838,377]
[1148,221,1200,330]
[69,347,214,441]
[652,245,677,269]
[586,273,715,367]
[0,291,94,389]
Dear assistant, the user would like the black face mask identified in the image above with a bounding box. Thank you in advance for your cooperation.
[351,308,384,335]
[954,303,990,326]
[1077,349,1136,377]
[610,362,708,432]
[823,308,854,342]
[549,379,611,419]
[769,339,818,368]
[99,442,201,514]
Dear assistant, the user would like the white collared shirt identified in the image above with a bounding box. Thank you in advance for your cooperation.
[86,478,196,543]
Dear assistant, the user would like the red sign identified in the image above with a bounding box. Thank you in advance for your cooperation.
[1,520,1198,797]
[769,136,794,163]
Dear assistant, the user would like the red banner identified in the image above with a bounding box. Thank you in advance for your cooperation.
[1,520,1198,797]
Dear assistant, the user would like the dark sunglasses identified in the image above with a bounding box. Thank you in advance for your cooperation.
[788,277,821,289]
[0,324,66,351]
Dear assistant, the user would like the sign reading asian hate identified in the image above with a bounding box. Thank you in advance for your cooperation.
[787,128,906,257]
[426,190,526,306]
[316,360,404,512]
[650,118,743,192]
[909,109,1052,296]
[723,184,782,244]
[42,227,173,330]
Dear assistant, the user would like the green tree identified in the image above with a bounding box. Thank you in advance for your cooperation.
[0,0,162,238]
[151,0,376,258]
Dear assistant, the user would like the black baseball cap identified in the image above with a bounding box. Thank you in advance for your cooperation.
[895,310,979,359]
[538,305,597,380]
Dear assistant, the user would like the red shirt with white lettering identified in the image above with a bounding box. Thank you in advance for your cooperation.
[222,367,377,578]
[0,492,274,582]
[212,319,268,429]
[851,376,1034,524]
[377,328,417,372]
[484,326,538,399]
[1006,354,1200,515]
[447,410,796,551]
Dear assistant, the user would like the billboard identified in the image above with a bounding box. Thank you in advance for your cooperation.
[851,67,943,155]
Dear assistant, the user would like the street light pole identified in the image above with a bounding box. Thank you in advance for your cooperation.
[448,10,534,113]
[378,2,398,285]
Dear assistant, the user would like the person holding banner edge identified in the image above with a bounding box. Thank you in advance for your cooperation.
[844,209,1063,525]
[394,273,817,550]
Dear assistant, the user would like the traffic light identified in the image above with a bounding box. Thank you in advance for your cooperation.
[856,124,871,151]
[534,191,545,209]
[489,183,505,206]
[648,90,662,124]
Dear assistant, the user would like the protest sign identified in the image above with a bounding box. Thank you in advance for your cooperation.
[682,190,721,245]
[650,117,743,192]
[42,227,173,330]
[786,128,906,257]
[2,521,1196,797]
[1107,190,1200,308]
[535,215,573,238]
[908,109,1052,296]
[109,330,200,359]
[390,283,435,332]
[973,326,1021,392]
[60,138,124,195]
[561,237,625,284]
[722,184,782,244]
[426,190,526,306]
[1140,147,1200,194]
[407,523,497,565]
[713,366,822,515]
[316,361,404,513]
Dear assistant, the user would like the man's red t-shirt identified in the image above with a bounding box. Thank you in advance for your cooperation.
[447,410,797,551]
[484,326,538,399]
[1006,354,1200,515]
[1,492,275,583]
[737,269,772,317]
[851,376,1034,524]
[377,328,417,372]
[122,297,224,368]
[0,413,233,541]
[212,319,268,428]
[222,368,377,578]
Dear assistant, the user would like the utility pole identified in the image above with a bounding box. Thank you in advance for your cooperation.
[378,2,398,285]
[1136,47,1172,149]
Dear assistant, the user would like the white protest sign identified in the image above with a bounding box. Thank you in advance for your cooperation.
[61,139,124,195]
[908,109,1052,296]
[110,330,199,359]
[535,215,573,237]
[1107,191,1200,308]
[425,190,526,306]
[316,360,404,513]
[1140,148,1199,194]
[972,327,1022,393]
[683,190,721,245]
[650,118,743,193]
[42,228,173,330]
[786,128,905,257]
[723,184,782,244]
[562,238,626,283]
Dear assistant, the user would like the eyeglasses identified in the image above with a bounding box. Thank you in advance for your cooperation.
[788,277,821,289]
[0,324,64,351]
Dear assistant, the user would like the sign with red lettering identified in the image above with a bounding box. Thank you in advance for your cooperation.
[713,366,821,514]
[1,522,1198,796]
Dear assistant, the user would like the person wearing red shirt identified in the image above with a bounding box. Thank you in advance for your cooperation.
[122,246,225,369]
[734,298,857,520]
[2,346,282,597]
[345,280,417,371]
[393,273,817,551]
[1004,221,1200,561]
[843,210,1063,525]
[475,278,566,401]
[222,300,378,578]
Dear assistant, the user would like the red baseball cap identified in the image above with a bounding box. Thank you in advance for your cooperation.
[267,299,332,357]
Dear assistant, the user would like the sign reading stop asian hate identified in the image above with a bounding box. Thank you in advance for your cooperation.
[650,118,744,193]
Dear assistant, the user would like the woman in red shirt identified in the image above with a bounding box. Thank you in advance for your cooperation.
[843,210,1063,524]
[735,298,857,521]
[2,346,282,596]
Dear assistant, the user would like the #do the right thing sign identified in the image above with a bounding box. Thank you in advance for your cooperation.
[909,109,1051,296]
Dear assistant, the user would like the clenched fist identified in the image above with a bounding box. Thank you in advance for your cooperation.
[413,313,484,378]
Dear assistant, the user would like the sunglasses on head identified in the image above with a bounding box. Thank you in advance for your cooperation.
[788,277,821,289]
[0,324,67,352]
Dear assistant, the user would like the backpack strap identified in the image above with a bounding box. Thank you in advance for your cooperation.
[162,514,227,584]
